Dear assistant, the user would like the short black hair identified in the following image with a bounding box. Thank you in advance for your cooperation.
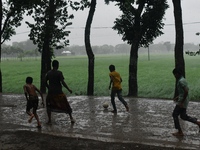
[109,65,115,71]
[172,68,182,75]
[26,77,33,84]
[52,60,59,68]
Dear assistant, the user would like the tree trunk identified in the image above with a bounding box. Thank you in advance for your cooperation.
[0,70,2,93]
[85,0,96,96]
[128,41,139,97]
[40,44,51,93]
[40,0,55,93]
[127,3,143,97]
[0,0,2,93]
[40,46,47,93]
[172,0,184,97]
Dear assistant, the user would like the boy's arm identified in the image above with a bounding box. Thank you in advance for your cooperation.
[173,96,178,102]
[34,86,45,107]
[61,80,72,94]
[181,86,188,103]
[45,77,49,89]
[23,85,29,101]
[178,85,188,107]
[109,77,112,90]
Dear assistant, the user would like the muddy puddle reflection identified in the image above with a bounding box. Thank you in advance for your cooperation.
[0,94,200,149]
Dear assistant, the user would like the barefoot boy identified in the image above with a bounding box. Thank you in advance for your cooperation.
[45,60,75,124]
[23,76,44,128]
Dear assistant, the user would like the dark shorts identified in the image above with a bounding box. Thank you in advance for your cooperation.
[26,96,39,111]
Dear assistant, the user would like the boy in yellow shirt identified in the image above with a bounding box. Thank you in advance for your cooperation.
[109,65,129,113]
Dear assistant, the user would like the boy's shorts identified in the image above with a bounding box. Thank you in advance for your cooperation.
[26,96,39,111]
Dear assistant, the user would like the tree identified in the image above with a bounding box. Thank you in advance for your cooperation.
[85,0,96,95]
[108,0,168,96]
[0,0,38,92]
[70,0,95,95]
[26,0,75,93]
[164,41,171,52]
[172,0,184,97]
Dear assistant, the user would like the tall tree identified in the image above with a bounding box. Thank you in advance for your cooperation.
[108,0,168,96]
[26,0,74,93]
[172,0,184,97]
[0,0,3,93]
[0,0,37,92]
[85,0,96,95]
[71,0,95,95]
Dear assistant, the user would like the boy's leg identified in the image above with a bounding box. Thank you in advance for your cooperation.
[180,108,200,127]
[47,109,52,124]
[111,90,117,113]
[116,90,129,111]
[68,113,75,124]
[63,95,75,123]
[26,101,34,123]
[46,95,52,124]
[33,108,41,128]
[181,113,200,132]
[28,114,34,123]
[26,101,33,115]
[172,105,183,136]
[26,110,33,116]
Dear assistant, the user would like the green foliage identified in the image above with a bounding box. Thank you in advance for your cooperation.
[1,0,35,43]
[69,0,90,10]
[112,0,169,47]
[1,54,200,101]
[1,45,23,55]
[25,0,74,53]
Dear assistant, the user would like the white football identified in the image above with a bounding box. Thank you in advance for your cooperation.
[103,103,109,109]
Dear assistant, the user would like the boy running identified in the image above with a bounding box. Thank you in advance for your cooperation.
[23,76,44,128]
[172,68,200,136]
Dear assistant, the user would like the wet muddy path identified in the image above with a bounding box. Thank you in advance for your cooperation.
[0,94,200,149]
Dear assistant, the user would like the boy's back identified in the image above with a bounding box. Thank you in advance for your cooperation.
[24,84,38,97]
[109,71,122,90]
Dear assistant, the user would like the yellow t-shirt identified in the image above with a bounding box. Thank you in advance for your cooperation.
[109,71,122,90]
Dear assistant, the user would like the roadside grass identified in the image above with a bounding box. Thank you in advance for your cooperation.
[1,53,200,101]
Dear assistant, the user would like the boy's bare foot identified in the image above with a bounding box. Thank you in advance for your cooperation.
[37,125,42,128]
[196,121,200,132]
[37,122,42,128]
[46,121,52,125]
[70,118,76,124]
[125,105,129,112]
[196,121,200,126]
[172,131,184,136]
[28,114,34,123]
[111,110,117,113]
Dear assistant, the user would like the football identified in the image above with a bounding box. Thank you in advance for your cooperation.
[103,103,109,109]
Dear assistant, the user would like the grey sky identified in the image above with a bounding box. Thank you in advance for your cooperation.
[5,0,200,46]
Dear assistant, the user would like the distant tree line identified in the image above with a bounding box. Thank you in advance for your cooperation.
[2,40,199,58]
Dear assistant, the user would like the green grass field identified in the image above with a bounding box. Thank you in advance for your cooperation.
[1,53,200,101]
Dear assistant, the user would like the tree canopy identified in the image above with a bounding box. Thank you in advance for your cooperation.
[113,0,169,47]
[107,0,169,96]
[1,0,39,43]
[25,0,74,54]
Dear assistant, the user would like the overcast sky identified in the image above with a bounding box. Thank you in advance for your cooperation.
[5,0,200,46]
